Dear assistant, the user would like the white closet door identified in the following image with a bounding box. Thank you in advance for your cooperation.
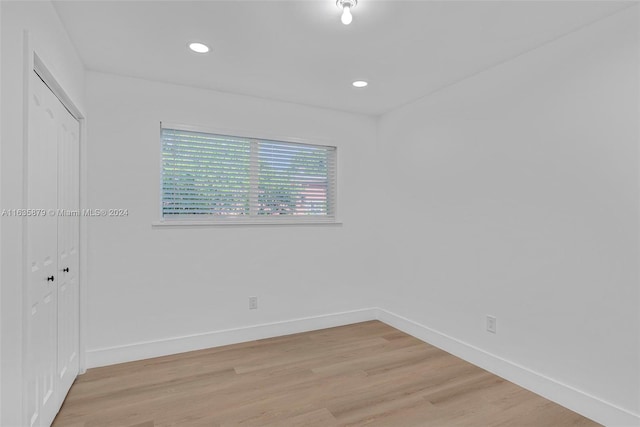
[26,72,60,427]
[26,71,80,427]
[56,94,80,404]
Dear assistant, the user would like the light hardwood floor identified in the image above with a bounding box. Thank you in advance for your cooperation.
[53,321,600,427]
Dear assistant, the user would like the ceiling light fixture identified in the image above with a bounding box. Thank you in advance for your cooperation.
[352,80,368,88]
[188,42,210,54]
[337,0,357,25]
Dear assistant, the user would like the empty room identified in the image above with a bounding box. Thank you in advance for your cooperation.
[1,0,639,426]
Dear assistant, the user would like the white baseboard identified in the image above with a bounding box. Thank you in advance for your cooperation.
[375,308,640,427]
[85,308,378,369]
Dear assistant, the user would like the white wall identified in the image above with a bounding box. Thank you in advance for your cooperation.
[378,5,639,424]
[0,1,85,425]
[84,71,379,364]
[0,2,3,422]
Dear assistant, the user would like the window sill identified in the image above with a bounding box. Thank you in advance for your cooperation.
[151,219,343,228]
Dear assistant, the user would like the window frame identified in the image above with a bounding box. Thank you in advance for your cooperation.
[154,122,340,227]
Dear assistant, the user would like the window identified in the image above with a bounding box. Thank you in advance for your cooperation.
[161,126,337,223]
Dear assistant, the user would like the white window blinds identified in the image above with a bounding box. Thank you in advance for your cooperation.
[161,127,337,222]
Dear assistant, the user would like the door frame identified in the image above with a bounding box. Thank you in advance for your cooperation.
[22,30,87,425]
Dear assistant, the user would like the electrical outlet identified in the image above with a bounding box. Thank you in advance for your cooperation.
[486,315,497,333]
[249,296,258,310]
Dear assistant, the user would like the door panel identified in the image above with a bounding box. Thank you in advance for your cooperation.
[26,71,81,427]
[57,101,80,400]
[27,72,60,427]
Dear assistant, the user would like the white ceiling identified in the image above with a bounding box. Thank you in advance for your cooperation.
[53,1,632,116]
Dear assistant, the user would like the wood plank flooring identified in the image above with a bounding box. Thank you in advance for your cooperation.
[53,321,600,427]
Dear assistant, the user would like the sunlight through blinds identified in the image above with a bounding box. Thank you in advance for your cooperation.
[162,127,337,221]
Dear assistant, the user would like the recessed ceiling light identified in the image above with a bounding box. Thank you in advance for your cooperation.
[352,80,368,88]
[188,42,210,54]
